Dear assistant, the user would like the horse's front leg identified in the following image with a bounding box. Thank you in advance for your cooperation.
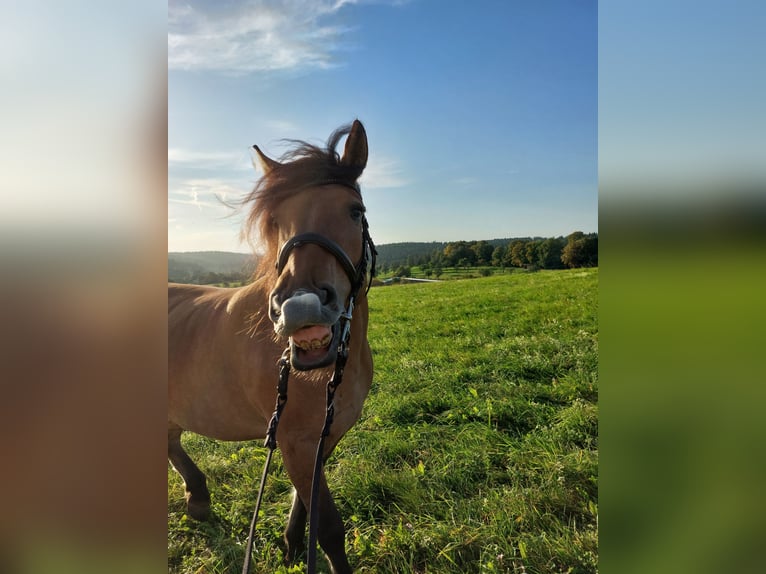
[284,487,307,564]
[282,446,352,574]
[313,473,352,574]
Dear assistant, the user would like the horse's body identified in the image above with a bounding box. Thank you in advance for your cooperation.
[168,121,374,574]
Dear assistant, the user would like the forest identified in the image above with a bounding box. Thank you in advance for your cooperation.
[378,231,598,278]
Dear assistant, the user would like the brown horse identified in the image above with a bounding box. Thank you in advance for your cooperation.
[169,120,375,574]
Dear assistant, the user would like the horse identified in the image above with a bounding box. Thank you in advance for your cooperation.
[168,120,375,574]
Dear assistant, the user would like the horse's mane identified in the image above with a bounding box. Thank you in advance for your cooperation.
[240,123,364,296]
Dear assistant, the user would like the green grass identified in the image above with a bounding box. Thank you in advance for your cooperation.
[376,265,521,281]
[168,268,598,573]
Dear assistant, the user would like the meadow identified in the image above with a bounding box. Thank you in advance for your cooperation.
[168,268,598,573]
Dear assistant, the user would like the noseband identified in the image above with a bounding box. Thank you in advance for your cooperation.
[276,233,360,289]
[275,216,376,297]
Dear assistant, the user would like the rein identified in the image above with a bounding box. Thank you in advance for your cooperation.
[241,348,290,574]
[242,215,376,574]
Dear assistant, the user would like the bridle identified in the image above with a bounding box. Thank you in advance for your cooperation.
[242,184,376,574]
[275,179,374,292]
[275,216,376,299]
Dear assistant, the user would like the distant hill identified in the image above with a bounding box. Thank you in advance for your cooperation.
[168,251,258,284]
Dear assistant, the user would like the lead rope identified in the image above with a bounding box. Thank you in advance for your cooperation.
[306,298,353,574]
[242,348,291,574]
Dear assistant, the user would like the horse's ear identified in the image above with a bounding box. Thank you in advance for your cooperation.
[340,120,368,170]
[252,145,281,174]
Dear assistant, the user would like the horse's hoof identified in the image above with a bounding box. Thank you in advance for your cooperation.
[284,544,305,566]
[185,492,211,521]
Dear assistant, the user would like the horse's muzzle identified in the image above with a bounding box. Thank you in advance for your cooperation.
[289,322,340,371]
[270,291,342,370]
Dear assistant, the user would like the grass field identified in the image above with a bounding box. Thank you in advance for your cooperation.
[376,265,518,282]
[168,268,598,573]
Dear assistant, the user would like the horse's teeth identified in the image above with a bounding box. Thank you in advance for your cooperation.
[295,334,331,350]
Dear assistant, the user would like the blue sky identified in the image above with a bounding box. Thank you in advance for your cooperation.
[168,0,597,252]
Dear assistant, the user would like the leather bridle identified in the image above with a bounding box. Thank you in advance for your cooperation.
[275,214,376,298]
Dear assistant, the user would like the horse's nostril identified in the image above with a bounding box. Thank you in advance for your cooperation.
[319,286,337,306]
[269,294,283,320]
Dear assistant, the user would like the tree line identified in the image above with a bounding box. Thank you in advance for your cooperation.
[379,231,597,277]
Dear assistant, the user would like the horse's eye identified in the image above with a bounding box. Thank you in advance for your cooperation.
[350,205,364,222]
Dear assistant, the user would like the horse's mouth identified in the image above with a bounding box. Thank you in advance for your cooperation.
[289,324,339,371]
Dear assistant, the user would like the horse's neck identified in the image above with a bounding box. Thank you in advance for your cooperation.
[226,280,270,329]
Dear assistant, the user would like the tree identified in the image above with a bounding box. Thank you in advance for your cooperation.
[562,232,598,268]
[538,237,566,269]
[583,234,598,266]
[430,251,445,269]
[443,242,476,267]
[509,240,528,268]
[472,241,494,266]
[525,241,541,268]
[491,244,507,268]
[200,271,222,285]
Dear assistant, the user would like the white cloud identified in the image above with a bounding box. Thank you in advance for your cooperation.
[168,0,355,73]
[359,155,410,189]
[169,178,247,210]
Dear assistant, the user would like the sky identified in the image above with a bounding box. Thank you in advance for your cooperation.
[168,0,597,253]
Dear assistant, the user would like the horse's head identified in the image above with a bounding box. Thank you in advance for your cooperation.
[250,120,373,371]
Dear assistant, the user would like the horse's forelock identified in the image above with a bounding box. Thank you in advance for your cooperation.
[242,124,362,251]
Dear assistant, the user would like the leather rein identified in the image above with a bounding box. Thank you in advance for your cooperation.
[242,204,376,574]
